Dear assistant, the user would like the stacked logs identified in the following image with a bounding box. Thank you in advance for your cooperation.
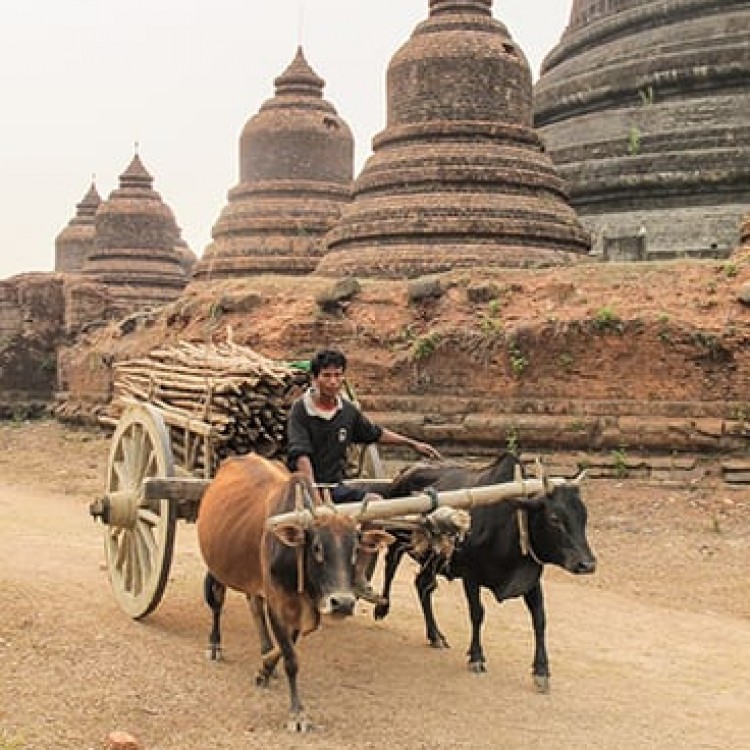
[103,340,309,474]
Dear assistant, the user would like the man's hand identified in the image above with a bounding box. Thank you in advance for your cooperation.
[412,440,442,461]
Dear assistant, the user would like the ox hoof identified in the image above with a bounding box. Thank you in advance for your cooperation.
[468,660,487,674]
[287,712,315,733]
[373,602,389,620]
[533,675,551,694]
[206,646,223,662]
[428,636,450,649]
[255,671,271,688]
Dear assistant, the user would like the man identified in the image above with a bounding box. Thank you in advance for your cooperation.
[286,348,442,602]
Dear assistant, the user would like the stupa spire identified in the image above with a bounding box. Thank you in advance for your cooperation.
[274,46,324,98]
[429,0,492,16]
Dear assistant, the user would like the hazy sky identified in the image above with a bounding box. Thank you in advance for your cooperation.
[0,1,571,280]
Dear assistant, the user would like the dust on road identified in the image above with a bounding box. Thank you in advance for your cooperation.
[1,421,748,750]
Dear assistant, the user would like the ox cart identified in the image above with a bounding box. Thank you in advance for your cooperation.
[89,343,565,620]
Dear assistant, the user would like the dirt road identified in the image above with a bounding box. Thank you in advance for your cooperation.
[1,421,749,749]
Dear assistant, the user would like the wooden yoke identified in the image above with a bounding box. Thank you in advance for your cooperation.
[264,475,568,531]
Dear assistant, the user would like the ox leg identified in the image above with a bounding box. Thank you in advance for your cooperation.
[463,577,486,673]
[524,583,550,693]
[204,572,225,661]
[417,560,449,649]
[373,537,407,620]
[247,594,281,686]
[266,608,312,733]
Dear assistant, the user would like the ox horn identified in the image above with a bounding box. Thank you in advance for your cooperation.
[571,468,588,486]
[322,487,338,512]
[295,482,316,515]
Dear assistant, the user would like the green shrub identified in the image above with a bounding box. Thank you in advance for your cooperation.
[412,333,440,361]
[508,340,527,377]
[627,126,642,155]
[612,447,628,479]
[593,305,623,333]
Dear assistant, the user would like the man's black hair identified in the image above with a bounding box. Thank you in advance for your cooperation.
[311,349,347,376]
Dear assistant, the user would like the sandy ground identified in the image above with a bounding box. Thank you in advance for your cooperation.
[1,420,749,750]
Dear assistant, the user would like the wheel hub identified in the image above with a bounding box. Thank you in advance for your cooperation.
[90,489,141,528]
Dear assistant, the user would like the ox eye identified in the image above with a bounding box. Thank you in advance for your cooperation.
[548,512,563,527]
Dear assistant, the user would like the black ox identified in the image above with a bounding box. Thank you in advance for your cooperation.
[373,452,596,691]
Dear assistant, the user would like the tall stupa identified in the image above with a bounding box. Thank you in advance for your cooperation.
[534,0,750,259]
[317,0,590,278]
[54,181,101,272]
[193,47,354,280]
[82,153,189,312]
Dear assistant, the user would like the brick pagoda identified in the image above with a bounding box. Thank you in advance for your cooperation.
[54,181,101,273]
[534,0,750,260]
[317,0,590,278]
[193,47,354,280]
[82,153,189,312]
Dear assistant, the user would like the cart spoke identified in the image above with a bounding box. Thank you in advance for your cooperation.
[112,459,127,490]
[121,432,137,486]
[123,533,134,593]
[132,437,152,484]
[144,449,158,479]
[138,508,160,527]
[132,528,147,595]
[137,515,159,562]
[112,529,127,572]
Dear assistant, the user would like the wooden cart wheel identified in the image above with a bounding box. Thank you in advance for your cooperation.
[103,404,176,619]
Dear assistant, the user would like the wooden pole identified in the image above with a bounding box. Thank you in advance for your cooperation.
[265,477,566,529]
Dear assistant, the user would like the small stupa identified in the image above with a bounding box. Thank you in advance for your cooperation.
[82,151,189,312]
[193,47,354,280]
[317,0,590,278]
[54,181,101,272]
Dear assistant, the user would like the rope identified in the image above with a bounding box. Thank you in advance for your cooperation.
[296,546,305,594]
[425,486,440,513]
[516,508,544,566]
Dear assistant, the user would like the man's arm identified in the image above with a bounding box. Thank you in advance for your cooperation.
[378,428,442,460]
[294,454,316,484]
[286,399,316,481]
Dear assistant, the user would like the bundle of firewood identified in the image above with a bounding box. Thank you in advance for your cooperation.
[103,340,309,473]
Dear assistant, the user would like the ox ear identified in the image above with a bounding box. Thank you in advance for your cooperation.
[273,523,306,548]
[360,529,396,553]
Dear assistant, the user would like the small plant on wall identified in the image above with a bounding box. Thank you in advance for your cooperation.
[411,332,441,361]
[505,426,520,455]
[627,125,642,155]
[507,339,527,377]
[612,447,628,479]
[593,305,623,333]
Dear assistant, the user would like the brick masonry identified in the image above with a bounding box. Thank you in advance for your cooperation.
[193,47,354,280]
[534,0,750,259]
[317,0,590,278]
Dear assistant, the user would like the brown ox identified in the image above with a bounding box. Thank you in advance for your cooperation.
[197,453,392,732]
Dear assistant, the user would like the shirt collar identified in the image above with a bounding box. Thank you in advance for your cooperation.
[302,387,342,421]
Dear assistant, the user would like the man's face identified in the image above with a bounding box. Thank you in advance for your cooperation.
[313,365,345,400]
